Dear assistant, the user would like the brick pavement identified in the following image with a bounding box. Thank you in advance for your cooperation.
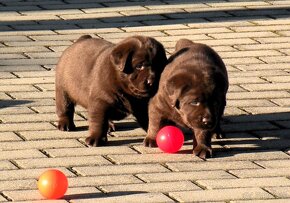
[0,0,290,202]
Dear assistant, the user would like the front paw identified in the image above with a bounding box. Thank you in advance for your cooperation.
[143,136,157,148]
[85,136,107,147]
[193,144,212,160]
[57,118,76,131]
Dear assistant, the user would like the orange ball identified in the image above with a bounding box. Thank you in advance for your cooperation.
[37,169,68,199]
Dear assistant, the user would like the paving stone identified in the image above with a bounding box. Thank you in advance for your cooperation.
[265,186,290,198]
[102,181,201,193]
[0,122,55,132]
[69,174,142,187]
[243,107,290,114]
[0,132,22,141]
[197,177,290,189]
[236,63,289,71]
[169,188,273,202]
[108,153,201,164]
[0,139,83,150]
[0,149,46,161]
[0,160,18,170]
[0,46,50,53]
[229,168,290,178]
[211,151,290,162]
[71,193,174,203]
[74,163,169,176]
[137,170,234,183]
[0,179,36,191]
[45,146,137,157]
[167,161,261,172]
[232,199,290,203]
[0,167,74,181]
[256,159,290,168]
[227,91,290,100]
[15,155,111,169]
[165,27,233,36]
[0,113,83,123]
[227,99,276,107]
[3,187,100,201]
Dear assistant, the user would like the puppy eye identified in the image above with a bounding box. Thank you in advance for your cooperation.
[190,100,200,106]
[135,64,144,70]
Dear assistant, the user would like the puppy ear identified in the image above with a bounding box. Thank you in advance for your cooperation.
[110,38,140,73]
[165,75,184,108]
[175,39,194,51]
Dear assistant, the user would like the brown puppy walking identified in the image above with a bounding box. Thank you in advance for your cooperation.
[56,35,167,146]
[144,39,228,159]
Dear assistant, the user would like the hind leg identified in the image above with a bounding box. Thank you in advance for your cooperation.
[56,88,76,131]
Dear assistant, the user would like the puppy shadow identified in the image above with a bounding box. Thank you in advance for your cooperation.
[64,191,146,200]
[0,99,32,108]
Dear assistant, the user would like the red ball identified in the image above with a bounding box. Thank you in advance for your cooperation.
[38,169,68,199]
[156,126,184,153]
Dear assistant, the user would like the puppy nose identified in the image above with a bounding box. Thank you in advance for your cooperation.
[202,117,213,127]
[147,78,154,86]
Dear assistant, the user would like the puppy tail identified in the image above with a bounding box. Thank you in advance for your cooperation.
[175,39,194,51]
[75,35,92,43]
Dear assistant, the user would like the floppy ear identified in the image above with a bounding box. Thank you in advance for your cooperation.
[165,75,185,109]
[110,38,140,73]
[175,39,194,52]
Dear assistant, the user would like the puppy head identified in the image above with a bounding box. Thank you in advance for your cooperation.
[166,67,224,130]
[110,36,167,97]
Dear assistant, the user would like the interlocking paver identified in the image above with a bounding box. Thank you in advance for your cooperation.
[0,0,290,202]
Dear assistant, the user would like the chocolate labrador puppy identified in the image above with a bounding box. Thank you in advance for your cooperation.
[144,39,228,159]
[56,35,167,146]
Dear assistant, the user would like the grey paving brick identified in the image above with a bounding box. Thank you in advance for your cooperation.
[0,122,55,132]
[19,130,87,141]
[69,174,142,187]
[0,132,22,141]
[227,99,276,107]
[265,186,290,198]
[0,167,74,181]
[0,139,83,150]
[3,187,100,202]
[169,188,273,202]
[71,193,174,203]
[229,168,290,178]
[0,160,18,170]
[0,113,83,123]
[0,149,46,161]
[45,146,137,157]
[243,107,290,114]
[108,153,201,164]
[197,177,290,189]
[0,46,50,54]
[74,163,169,176]
[236,63,289,71]
[211,151,290,162]
[232,199,290,203]
[0,179,36,191]
[102,181,201,193]
[256,159,290,168]
[167,161,261,172]
[137,170,234,183]
[0,85,38,92]
[0,58,58,66]
[227,91,290,100]
[15,155,111,169]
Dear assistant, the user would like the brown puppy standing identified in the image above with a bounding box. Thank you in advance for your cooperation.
[144,39,228,159]
[56,35,167,146]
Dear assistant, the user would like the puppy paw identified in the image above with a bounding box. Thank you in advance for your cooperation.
[193,144,212,160]
[143,137,157,148]
[85,136,108,147]
[57,119,76,131]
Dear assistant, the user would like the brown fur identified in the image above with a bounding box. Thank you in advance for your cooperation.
[55,35,167,146]
[144,39,228,159]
